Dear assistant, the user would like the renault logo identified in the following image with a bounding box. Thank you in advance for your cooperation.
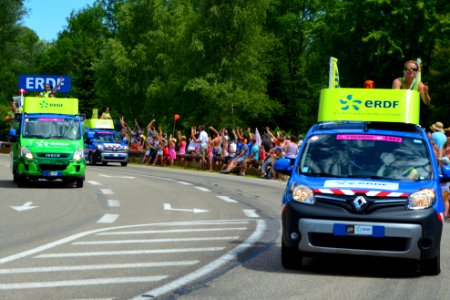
[352,196,367,211]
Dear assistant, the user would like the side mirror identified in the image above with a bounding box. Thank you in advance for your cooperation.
[274,158,293,175]
[440,165,450,181]
[86,131,94,144]
[8,128,17,142]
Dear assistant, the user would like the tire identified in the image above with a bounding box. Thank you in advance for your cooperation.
[281,240,303,270]
[76,179,84,188]
[420,250,440,275]
[16,175,26,188]
[102,161,107,166]
[89,154,96,166]
[121,162,128,167]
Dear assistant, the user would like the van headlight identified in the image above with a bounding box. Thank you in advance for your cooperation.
[20,147,34,160]
[407,189,435,210]
[73,148,84,161]
[290,184,315,205]
[96,144,103,150]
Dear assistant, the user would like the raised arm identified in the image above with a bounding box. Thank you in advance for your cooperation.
[51,77,64,93]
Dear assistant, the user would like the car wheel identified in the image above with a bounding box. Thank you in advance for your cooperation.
[90,154,96,165]
[420,250,440,275]
[281,240,303,270]
[102,161,107,166]
[121,162,128,166]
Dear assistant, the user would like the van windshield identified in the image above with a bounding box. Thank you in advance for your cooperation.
[298,133,433,181]
[22,117,81,140]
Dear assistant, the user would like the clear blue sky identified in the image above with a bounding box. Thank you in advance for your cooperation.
[22,0,95,42]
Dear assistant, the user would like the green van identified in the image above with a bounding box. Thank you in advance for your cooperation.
[8,97,86,187]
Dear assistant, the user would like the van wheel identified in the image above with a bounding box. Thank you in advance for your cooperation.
[16,176,26,188]
[281,240,303,270]
[102,162,107,166]
[76,179,84,188]
[420,250,440,275]
[121,162,128,166]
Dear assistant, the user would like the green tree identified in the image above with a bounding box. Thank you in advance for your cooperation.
[184,0,280,128]
[0,0,26,103]
[36,3,111,116]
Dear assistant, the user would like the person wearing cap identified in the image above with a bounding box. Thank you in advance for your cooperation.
[429,121,447,159]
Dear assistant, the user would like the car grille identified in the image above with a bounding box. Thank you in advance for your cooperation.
[36,153,70,158]
[315,193,407,214]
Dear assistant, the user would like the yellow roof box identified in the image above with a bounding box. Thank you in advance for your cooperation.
[85,118,114,129]
[23,97,79,115]
[318,88,420,124]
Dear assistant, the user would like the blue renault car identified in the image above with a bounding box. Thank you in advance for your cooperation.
[275,88,447,275]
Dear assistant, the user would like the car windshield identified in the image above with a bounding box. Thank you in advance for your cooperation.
[93,131,122,143]
[297,133,433,181]
[22,117,81,140]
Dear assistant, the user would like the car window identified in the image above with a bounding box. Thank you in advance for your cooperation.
[298,133,432,181]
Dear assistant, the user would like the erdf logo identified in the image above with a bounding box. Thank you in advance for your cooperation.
[340,95,400,111]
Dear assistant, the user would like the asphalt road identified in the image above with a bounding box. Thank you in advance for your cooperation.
[0,154,449,300]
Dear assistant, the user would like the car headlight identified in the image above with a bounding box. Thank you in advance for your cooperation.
[96,144,103,150]
[290,184,315,205]
[123,145,129,151]
[407,189,435,210]
[20,147,34,160]
[73,148,84,161]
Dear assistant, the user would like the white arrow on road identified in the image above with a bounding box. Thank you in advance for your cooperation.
[10,202,39,212]
[163,203,208,214]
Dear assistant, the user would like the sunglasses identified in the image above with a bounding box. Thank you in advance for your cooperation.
[404,67,418,72]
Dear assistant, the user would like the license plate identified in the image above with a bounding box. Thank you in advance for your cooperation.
[333,224,384,237]
[43,171,62,177]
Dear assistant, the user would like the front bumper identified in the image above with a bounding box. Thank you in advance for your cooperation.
[17,157,85,179]
[282,200,442,261]
[93,150,129,163]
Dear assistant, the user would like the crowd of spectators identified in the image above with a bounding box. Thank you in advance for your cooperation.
[118,116,303,179]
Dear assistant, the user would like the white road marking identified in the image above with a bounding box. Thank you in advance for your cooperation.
[88,180,102,185]
[133,219,267,299]
[100,188,114,195]
[0,220,251,265]
[243,209,259,218]
[0,276,167,290]
[97,214,119,224]
[35,247,226,258]
[0,261,199,274]
[72,236,239,245]
[99,174,135,179]
[194,186,211,192]
[10,201,39,212]
[97,227,247,235]
[216,195,238,203]
[107,199,121,207]
[177,181,193,185]
[163,203,208,214]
